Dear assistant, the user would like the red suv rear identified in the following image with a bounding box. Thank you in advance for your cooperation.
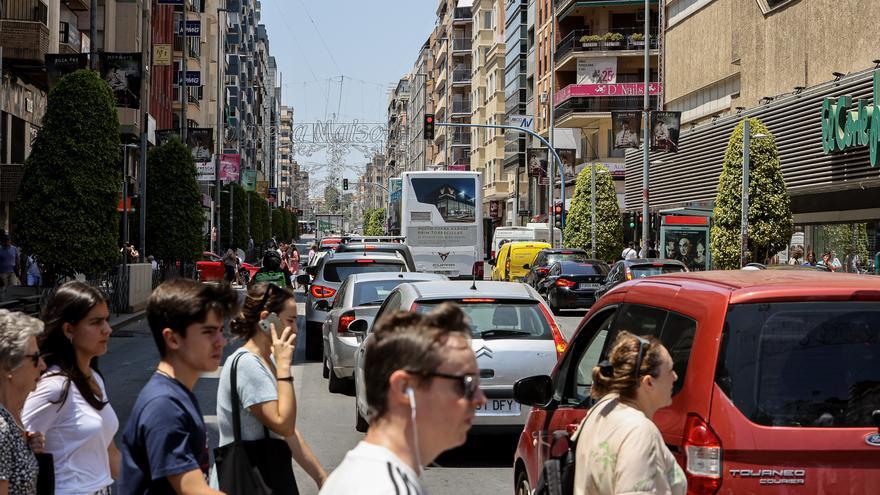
[513,270,880,495]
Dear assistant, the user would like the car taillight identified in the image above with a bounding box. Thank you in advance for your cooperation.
[555,278,576,288]
[625,271,634,281]
[472,261,484,279]
[538,304,567,360]
[310,285,336,299]
[536,267,549,274]
[683,414,722,494]
[409,302,419,312]
[338,312,356,334]
[356,259,375,263]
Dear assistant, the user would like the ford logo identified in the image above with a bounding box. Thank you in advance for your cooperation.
[866,433,880,447]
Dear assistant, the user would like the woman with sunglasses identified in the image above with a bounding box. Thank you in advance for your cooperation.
[211,283,326,491]
[0,309,47,495]
[573,331,685,495]
[22,282,119,495]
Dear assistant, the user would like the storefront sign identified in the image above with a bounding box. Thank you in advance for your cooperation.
[554,82,662,105]
[196,162,214,182]
[576,57,617,84]
[821,71,880,167]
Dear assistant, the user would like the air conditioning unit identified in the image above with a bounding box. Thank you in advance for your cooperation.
[539,93,548,104]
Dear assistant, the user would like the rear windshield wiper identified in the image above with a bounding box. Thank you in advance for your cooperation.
[478,329,532,339]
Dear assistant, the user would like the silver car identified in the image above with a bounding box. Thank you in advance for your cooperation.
[299,251,409,361]
[321,272,448,393]
[352,281,566,433]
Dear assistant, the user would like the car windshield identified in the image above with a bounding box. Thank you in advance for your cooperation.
[323,261,405,283]
[563,263,609,275]
[630,264,685,278]
[717,301,880,428]
[414,300,551,340]
[353,279,412,306]
[546,253,589,265]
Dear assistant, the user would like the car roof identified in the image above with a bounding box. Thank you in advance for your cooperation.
[337,242,409,250]
[405,280,540,300]
[507,241,551,248]
[555,259,606,267]
[626,270,880,305]
[322,252,405,262]
[540,248,588,254]
[347,272,446,283]
[621,258,686,267]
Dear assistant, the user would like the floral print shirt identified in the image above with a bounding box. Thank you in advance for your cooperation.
[574,395,686,495]
[0,405,38,494]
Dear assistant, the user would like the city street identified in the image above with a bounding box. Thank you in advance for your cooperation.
[102,291,586,495]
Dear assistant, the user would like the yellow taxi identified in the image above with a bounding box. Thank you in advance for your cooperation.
[490,241,551,282]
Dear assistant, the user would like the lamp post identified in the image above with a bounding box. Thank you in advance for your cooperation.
[215,5,231,253]
[641,0,651,260]
[740,119,767,267]
[121,143,139,264]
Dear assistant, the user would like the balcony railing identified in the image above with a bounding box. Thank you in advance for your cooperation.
[453,7,471,22]
[451,131,471,146]
[556,28,659,61]
[452,37,472,52]
[554,95,659,120]
[0,20,49,63]
[451,99,472,114]
[452,68,472,83]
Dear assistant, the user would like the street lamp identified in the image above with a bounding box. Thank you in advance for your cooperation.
[121,143,139,264]
[741,119,768,267]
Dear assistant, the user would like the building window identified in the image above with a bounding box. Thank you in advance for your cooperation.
[483,10,493,30]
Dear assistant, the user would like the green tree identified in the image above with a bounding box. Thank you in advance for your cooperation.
[248,192,271,245]
[821,223,868,263]
[711,118,792,268]
[563,164,624,261]
[14,69,121,280]
[365,208,386,236]
[323,185,340,213]
[271,208,284,241]
[219,182,248,250]
[145,139,204,263]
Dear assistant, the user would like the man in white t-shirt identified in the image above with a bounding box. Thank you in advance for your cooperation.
[621,241,638,260]
[319,304,486,495]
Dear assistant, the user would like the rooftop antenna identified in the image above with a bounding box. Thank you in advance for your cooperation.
[470,266,478,291]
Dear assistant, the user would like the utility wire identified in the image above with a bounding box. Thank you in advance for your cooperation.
[294,0,344,75]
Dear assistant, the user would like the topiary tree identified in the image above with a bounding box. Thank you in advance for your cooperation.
[271,208,284,241]
[291,212,300,240]
[364,208,385,236]
[563,164,624,261]
[248,192,270,245]
[711,118,792,269]
[362,208,375,234]
[14,69,121,281]
[220,182,248,250]
[145,139,205,263]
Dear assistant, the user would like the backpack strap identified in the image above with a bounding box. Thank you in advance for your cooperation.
[570,395,614,444]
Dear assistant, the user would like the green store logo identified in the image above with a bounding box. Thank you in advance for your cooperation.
[820,70,880,167]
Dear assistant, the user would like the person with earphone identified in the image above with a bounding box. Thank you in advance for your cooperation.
[319,303,486,495]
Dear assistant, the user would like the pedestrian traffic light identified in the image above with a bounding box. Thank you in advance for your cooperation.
[342,178,349,191]
[554,202,564,229]
[424,114,435,140]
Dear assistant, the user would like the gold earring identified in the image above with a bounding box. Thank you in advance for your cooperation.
[6,374,11,380]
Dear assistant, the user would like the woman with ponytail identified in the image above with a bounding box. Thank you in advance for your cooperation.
[573,331,685,495]
[22,282,119,495]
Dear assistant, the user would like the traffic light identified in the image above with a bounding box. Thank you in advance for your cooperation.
[554,202,564,229]
[424,114,435,140]
[628,212,635,228]
[342,178,349,191]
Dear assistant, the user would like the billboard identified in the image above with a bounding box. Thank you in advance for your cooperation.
[219,154,240,182]
[558,149,577,183]
[195,162,214,182]
[46,54,89,88]
[612,111,642,149]
[155,129,180,146]
[241,169,257,191]
[650,111,682,153]
[186,128,213,163]
[527,148,548,178]
[660,227,710,271]
[256,181,269,196]
[576,57,617,84]
[99,52,142,109]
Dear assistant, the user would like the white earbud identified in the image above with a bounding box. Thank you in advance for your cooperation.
[406,386,415,408]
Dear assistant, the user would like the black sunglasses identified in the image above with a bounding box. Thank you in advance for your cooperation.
[405,370,480,401]
[22,352,41,367]
[633,335,650,378]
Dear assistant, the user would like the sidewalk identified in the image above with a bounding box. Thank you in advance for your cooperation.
[110,310,145,330]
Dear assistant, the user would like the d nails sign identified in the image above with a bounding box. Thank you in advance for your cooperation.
[821,70,880,167]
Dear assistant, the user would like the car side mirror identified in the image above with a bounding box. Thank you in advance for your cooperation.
[314,299,331,311]
[296,274,311,286]
[349,319,369,343]
[487,259,496,266]
[514,375,553,407]
[523,264,530,269]
[305,265,318,276]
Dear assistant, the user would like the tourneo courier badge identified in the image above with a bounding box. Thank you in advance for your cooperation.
[866,433,880,447]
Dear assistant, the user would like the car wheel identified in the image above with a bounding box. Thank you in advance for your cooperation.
[322,355,330,379]
[305,323,323,361]
[328,370,353,394]
[549,291,562,316]
[355,403,369,433]
[515,469,531,495]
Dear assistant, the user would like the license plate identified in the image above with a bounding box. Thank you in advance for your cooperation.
[476,399,521,416]
[578,283,599,289]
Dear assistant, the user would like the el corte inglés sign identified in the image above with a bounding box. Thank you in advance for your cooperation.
[821,70,880,167]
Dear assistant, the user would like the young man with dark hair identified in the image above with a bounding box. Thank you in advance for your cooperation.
[120,279,238,494]
[319,303,486,495]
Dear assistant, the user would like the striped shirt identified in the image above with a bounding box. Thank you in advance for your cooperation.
[320,441,424,495]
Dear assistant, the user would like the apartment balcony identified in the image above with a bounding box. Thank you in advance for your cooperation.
[451,130,471,147]
[556,29,659,63]
[452,37,471,52]
[59,21,82,53]
[554,94,659,125]
[484,180,509,201]
[451,99,471,115]
[452,7,471,24]
[556,0,659,20]
[451,67,472,85]
[0,2,49,67]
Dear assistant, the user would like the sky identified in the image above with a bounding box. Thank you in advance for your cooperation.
[259,0,437,192]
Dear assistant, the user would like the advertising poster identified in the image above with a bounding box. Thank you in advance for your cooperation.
[650,111,682,153]
[576,57,617,84]
[195,162,214,182]
[186,128,213,163]
[46,54,89,88]
[612,111,642,149]
[660,227,710,271]
[527,148,548,178]
[241,169,257,191]
[558,149,577,183]
[409,177,476,224]
[388,178,402,235]
[99,52,142,109]
[155,129,180,146]
[256,181,269,196]
[219,154,240,182]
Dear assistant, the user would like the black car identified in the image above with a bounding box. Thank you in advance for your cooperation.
[538,260,610,314]
[594,258,688,300]
[524,248,591,291]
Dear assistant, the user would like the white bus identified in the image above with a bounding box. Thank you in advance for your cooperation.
[400,171,484,279]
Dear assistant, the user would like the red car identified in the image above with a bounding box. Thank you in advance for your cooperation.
[513,270,880,495]
[195,251,259,282]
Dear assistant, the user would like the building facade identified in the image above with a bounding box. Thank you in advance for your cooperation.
[385,77,410,175]
[406,39,434,172]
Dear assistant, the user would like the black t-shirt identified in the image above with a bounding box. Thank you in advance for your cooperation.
[120,373,210,494]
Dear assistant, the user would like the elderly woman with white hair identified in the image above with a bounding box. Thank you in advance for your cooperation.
[0,309,47,495]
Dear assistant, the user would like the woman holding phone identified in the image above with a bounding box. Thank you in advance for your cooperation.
[211,283,326,492]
